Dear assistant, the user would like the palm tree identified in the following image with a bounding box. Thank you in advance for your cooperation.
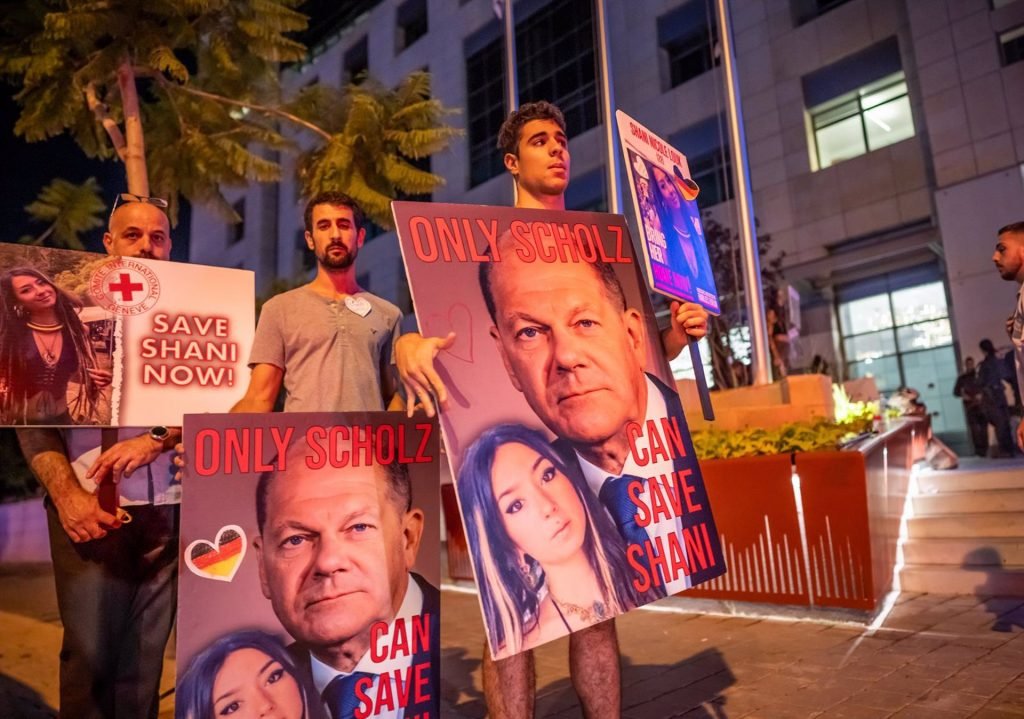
[0,0,459,228]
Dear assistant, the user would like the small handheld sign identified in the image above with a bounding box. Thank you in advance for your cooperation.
[617,109,717,420]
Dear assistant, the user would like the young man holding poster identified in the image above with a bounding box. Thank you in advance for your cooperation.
[398,102,711,719]
[16,198,181,719]
[232,191,404,414]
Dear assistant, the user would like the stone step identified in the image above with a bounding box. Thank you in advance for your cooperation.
[899,564,1024,596]
[907,513,1024,539]
[912,489,1024,516]
[917,464,1024,493]
[903,537,1024,566]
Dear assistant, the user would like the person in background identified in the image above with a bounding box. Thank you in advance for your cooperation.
[977,338,1015,457]
[953,357,987,457]
[993,221,1024,450]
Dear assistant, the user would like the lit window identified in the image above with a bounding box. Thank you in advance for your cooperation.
[1000,25,1024,67]
[669,336,715,386]
[836,273,960,436]
[809,73,914,169]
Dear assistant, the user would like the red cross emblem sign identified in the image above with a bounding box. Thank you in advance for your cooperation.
[90,258,161,315]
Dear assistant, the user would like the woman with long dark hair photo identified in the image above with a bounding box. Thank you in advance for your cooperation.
[648,163,716,296]
[457,423,659,659]
[176,630,324,719]
[0,266,111,424]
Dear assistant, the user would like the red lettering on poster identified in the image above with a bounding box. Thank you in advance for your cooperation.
[628,521,716,592]
[192,426,294,476]
[354,661,431,719]
[369,614,432,662]
[138,313,238,387]
[625,417,687,467]
[303,422,435,469]
[408,215,501,263]
[190,422,434,475]
[403,215,633,265]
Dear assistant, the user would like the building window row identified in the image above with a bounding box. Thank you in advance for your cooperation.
[466,35,508,187]
[657,0,719,91]
[466,0,599,188]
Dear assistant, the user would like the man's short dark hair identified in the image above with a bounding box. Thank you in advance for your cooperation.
[477,237,628,324]
[496,101,567,157]
[997,221,1024,236]
[980,338,996,355]
[255,434,412,535]
[303,191,365,233]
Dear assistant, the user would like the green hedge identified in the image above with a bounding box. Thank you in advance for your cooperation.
[693,417,873,460]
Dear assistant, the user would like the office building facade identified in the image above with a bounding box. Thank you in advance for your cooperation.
[189,0,1024,442]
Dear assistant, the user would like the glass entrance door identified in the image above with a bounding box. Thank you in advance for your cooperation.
[838,270,965,439]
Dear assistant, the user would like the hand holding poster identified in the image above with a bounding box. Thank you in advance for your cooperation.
[615,110,721,315]
[177,413,440,719]
[393,202,725,660]
[0,243,253,426]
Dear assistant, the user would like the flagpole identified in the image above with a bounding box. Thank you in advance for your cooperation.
[594,0,622,214]
[715,0,771,385]
[502,0,518,112]
[501,0,519,204]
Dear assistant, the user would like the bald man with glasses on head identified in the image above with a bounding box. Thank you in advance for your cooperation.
[16,195,182,719]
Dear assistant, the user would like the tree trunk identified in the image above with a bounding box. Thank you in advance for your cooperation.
[116,59,149,196]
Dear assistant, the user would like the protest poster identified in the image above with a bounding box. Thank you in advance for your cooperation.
[615,110,721,315]
[177,412,441,719]
[0,243,253,426]
[393,201,726,660]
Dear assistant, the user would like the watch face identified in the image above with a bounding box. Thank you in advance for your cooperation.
[151,426,169,440]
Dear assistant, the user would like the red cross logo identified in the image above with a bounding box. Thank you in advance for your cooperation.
[108,272,144,301]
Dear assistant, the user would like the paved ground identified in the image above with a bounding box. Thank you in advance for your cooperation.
[441,589,1024,719]
[0,563,175,719]
[1,563,1022,718]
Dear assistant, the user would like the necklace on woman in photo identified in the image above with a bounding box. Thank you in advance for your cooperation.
[27,321,64,333]
[551,596,609,626]
[33,330,63,367]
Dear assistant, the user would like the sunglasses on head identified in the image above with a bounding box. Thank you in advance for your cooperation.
[110,192,169,219]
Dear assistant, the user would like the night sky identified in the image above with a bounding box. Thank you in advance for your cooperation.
[0,0,367,261]
[0,89,135,254]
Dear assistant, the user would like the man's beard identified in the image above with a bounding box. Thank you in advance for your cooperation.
[318,243,357,270]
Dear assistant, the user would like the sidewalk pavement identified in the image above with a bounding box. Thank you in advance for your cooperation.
[0,563,175,719]
[1,562,1021,718]
[441,589,1024,718]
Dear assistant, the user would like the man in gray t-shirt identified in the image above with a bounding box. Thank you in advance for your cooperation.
[233,191,403,413]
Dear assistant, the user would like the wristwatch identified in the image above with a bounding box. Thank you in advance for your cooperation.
[149,426,170,446]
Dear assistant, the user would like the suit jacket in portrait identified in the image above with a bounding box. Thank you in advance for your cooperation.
[288,572,440,719]
[552,372,723,588]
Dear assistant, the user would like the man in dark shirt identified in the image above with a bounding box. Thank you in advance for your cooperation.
[978,339,1015,457]
[953,357,986,457]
